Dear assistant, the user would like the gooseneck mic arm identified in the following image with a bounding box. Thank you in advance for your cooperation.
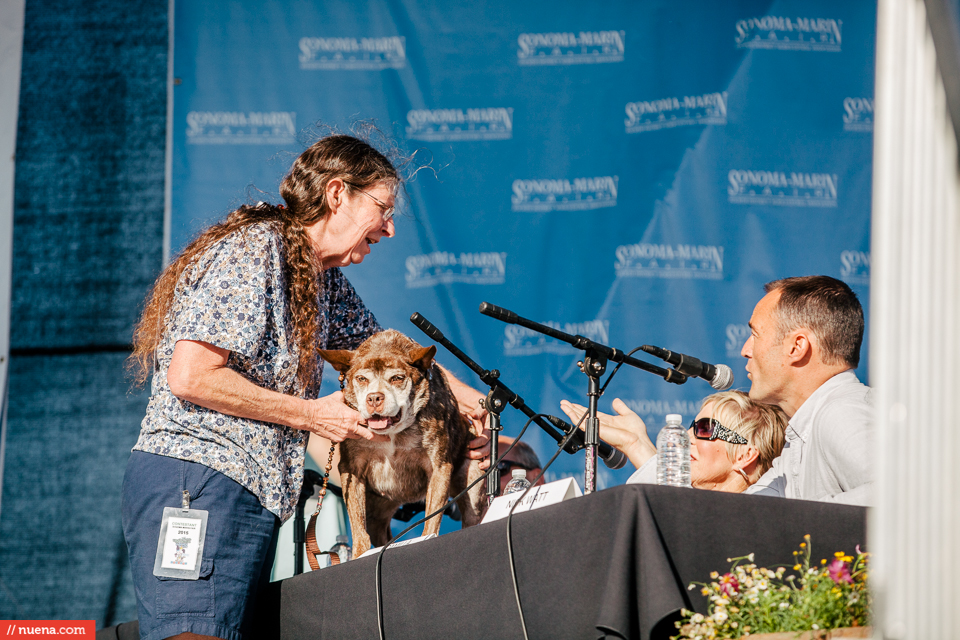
[640,344,734,390]
[410,313,625,502]
[478,302,688,385]
[478,302,685,493]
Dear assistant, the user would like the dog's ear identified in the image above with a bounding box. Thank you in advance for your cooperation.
[408,345,437,372]
[318,349,354,373]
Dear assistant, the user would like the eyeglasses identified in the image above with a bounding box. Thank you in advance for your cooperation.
[344,181,395,222]
[496,460,535,474]
[690,417,748,445]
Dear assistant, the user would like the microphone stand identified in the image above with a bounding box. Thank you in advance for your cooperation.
[478,302,688,494]
[410,313,579,504]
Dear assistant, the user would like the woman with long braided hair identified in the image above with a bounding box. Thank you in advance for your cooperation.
[121,135,488,640]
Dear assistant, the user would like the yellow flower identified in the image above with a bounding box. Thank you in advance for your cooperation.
[800,542,806,548]
[793,564,801,570]
[701,587,710,596]
[835,551,845,558]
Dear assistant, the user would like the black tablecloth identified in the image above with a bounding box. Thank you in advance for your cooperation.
[254,484,866,640]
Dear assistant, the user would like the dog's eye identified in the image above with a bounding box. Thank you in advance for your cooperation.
[355,375,367,384]
[390,374,405,384]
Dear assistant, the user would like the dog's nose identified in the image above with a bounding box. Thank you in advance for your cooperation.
[366,392,385,414]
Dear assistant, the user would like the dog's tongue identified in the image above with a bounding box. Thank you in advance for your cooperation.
[367,417,391,431]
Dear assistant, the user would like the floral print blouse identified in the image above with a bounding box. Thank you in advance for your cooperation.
[133,222,381,522]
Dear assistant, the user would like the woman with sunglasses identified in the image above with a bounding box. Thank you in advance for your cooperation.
[560,391,786,492]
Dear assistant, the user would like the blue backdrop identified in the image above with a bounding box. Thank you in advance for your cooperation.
[171,0,874,491]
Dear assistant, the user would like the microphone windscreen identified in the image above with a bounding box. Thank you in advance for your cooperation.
[710,364,735,390]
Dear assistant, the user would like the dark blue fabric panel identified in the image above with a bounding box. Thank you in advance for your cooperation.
[11,0,167,350]
[0,353,146,626]
[2,0,167,626]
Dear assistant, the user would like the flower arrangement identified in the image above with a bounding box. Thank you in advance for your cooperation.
[673,535,869,639]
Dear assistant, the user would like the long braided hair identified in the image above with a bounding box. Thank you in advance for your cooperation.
[128,135,399,391]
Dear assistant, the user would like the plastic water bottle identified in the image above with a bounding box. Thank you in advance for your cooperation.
[503,469,532,494]
[328,535,352,564]
[657,414,691,487]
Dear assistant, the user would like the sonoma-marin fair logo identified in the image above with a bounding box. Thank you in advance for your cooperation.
[516,30,625,65]
[727,170,838,207]
[405,108,513,142]
[186,111,296,145]
[625,91,728,134]
[614,243,724,280]
[503,319,609,357]
[511,176,618,212]
[735,16,842,52]
[298,36,406,70]
[405,251,507,288]
[725,323,751,358]
[840,250,870,285]
[843,97,874,132]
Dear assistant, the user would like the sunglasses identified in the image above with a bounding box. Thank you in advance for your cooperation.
[690,417,748,445]
[496,460,535,474]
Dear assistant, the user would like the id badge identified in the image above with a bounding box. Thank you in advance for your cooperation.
[153,506,208,580]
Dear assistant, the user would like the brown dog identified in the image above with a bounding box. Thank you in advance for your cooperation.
[319,330,485,557]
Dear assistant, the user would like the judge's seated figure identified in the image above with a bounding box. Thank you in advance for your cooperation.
[561,390,787,492]
[497,436,546,494]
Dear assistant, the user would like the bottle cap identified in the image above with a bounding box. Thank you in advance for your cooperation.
[666,413,683,424]
[512,469,527,479]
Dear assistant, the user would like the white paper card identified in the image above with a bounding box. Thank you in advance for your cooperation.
[480,477,583,524]
[357,533,438,559]
[153,507,208,580]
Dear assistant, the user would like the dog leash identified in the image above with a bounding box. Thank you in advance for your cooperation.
[305,441,339,570]
[305,371,348,570]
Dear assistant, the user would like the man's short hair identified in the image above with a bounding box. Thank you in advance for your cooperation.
[500,436,542,470]
[704,391,788,478]
[765,275,864,368]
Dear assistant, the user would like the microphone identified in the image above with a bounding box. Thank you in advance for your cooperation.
[411,312,628,470]
[478,302,518,324]
[543,415,628,470]
[640,345,734,390]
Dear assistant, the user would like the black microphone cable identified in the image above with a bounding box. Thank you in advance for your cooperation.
[375,345,646,640]
[504,346,642,640]
[504,411,586,640]
[375,414,537,640]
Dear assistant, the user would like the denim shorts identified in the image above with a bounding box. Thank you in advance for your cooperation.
[121,451,280,640]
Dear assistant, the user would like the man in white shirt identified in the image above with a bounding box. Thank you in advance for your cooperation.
[742,276,873,505]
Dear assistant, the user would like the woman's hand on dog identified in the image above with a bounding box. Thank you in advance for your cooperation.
[307,391,388,442]
[466,427,492,470]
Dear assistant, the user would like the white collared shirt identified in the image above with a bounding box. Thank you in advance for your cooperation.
[745,369,873,505]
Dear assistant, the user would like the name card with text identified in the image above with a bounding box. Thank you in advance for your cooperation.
[481,477,582,524]
[357,533,438,559]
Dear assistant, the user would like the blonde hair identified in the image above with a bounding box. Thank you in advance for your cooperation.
[700,390,787,481]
